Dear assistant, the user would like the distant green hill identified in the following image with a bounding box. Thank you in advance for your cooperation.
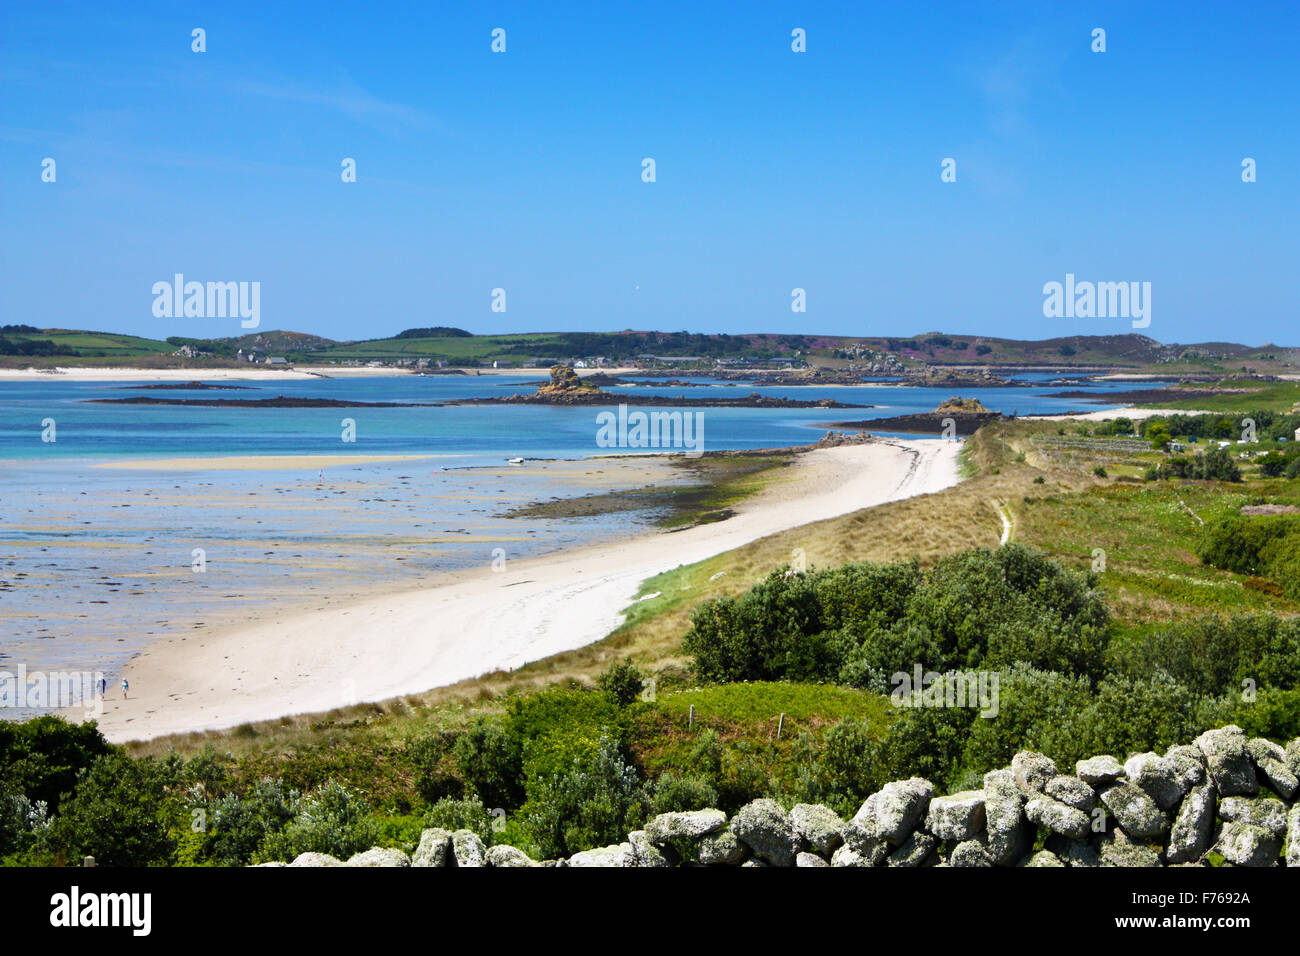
[1,325,1295,374]
[0,328,172,362]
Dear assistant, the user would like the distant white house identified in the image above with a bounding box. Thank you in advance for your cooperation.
[1294,426,1300,442]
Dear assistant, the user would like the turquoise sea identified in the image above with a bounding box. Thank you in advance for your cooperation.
[0,371,1133,717]
[0,371,1136,462]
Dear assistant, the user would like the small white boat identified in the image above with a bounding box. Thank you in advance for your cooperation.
[507,457,524,465]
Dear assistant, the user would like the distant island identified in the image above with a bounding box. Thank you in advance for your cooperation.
[3,324,1296,381]
[450,365,867,409]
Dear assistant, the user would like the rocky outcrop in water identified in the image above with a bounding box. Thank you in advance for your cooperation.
[828,396,1004,436]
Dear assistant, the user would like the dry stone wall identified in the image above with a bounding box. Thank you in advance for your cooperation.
[264,725,1299,868]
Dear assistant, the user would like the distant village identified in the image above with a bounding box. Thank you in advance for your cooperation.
[176,346,846,372]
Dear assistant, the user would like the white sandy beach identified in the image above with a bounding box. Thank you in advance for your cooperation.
[1030,405,1215,422]
[93,453,439,471]
[0,365,383,381]
[0,365,638,381]
[80,438,960,742]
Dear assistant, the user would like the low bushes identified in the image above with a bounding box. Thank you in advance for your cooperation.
[682,545,1110,687]
[1199,514,1300,598]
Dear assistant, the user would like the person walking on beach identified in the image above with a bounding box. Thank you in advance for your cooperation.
[122,678,129,699]
[99,676,106,698]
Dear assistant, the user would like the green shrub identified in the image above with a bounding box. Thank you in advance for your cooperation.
[0,716,115,812]
[1257,451,1297,478]
[650,771,719,813]
[451,717,523,809]
[1199,515,1300,596]
[1079,674,1233,758]
[0,787,51,859]
[597,657,645,708]
[425,795,496,844]
[506,688,628,784]
[685,546,1108,687]
[258,779,375,862]
[519,736,648,859]
[408,729,466,805]
[48,752,175,866]
[204,778,296,865]
[1152,446,1243,482]
[960,666,1095,776]
[812,718,885,811]
[1108,615,1300,698]
[1232,686,1300,741]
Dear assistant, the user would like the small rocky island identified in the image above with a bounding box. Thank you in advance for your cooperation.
[111,380,252,390]
[454,365,867,409]
[898,366,1027,388]
[827,396,1005,435]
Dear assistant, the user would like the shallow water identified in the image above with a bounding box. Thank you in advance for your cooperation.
[0,372,1131,717]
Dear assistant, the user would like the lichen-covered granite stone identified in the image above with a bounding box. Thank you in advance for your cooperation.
[795,851,829,867]
[628,830,675,867]
[1075,755,1124,787]
[1026,795,1091,840]
[698,830,748,866]
[568,843,636,867]
[451,829,487,868]
[1286,804,1300,868]
[345,847,409,867]
[983,768,1032,865]
[1124,753,1188,811]
[1196,726,1258,797]
[852,778,934,845]
[1012,751,1058,795]
[1216,822,1281,867]
[790,803,845,855]
[411,828,451,867]
[1247,738,1299,801]
[1166,784,1215,865]
[887,832,937,867]
[730,799,798,867]
[486,844,538,867]
[925,790,986,841]
[1045,775,1096,812]
[645,808,727,844]
[1218,796,1288,835]
[1019,850,1065,867]
[948,840,995,867]
[1100,782,1168,840]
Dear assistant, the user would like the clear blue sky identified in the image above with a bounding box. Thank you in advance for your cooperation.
[2,1,1296,345]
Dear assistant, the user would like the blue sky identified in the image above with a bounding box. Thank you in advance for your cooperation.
[2,1,1296,345]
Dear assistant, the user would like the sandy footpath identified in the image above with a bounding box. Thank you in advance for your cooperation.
[82,439,961,742]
